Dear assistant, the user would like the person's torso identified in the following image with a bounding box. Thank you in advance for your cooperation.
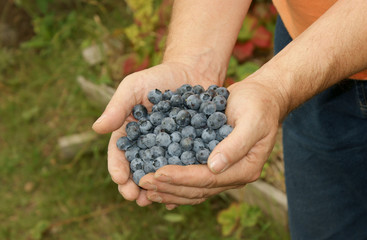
[272,0,367,80]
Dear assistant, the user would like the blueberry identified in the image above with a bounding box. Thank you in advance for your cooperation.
[149,112,165,126]
[213,95,227,111]
[207,140,219,151]
[151,104,159,112]
[139,149,153,161]
[170,94,183,107]
[181,126,197,139]
[195,127,205,137]
[215,87,230,99]
[215,129,224,141]
[170,131,182,143]
[132,169,145,185]
[193,138,206,153]
[186,94,202,110]
[187,109,197,118]
[180,137,194,151]
[132,104,148,120]
[218,124,233,139]
[156,132,171,148]
[163,90,174,100]
[201,128,216,143]
[167,142,182,157]
[139,119,153,134]
[207,112,227,129]
[142,133,156,148]
[191,113,207,128]
[130,158,144,172]
[125,146,140,162]
[177,84,193,95]
[176,110,191,126]
[169,107,181,119]
[199,92,212,102]
[161,117,176,133]
[116,136,133,151]
[137,136,147,149]
[153,125,165,135]
[126,122,141,141]
[168,156,183,165]
[148,89,163,104]
[199,101,217,116]
[143,161,155,173]
[153,156,168,170]
[196,148,210,164]
[193,85,205,95]
[208,84,219,91]
[180,151,196,165]
[157,100,171,112]
[150,146,165,158]
[182,91,194,103]
[205,89,217,98]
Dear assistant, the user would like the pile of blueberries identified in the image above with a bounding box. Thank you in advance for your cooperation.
[116,84,233,185]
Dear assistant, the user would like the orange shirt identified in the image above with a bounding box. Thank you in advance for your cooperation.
[273,0,367,80]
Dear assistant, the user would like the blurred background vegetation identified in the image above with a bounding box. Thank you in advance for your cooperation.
[0,0,288,239]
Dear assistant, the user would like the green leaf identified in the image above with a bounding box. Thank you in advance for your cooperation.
[235,62,260,80]
[163,213,185,223]
[227,56,239,76]
[237,15,257,42]
[29,220,50,240]
[36,0,49,14]
[239,204,262,227]
[217,203,241,236]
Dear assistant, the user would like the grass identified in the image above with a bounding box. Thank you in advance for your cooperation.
[0,2,289,239]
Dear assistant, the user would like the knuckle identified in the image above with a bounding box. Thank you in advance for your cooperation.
[191,198,206,205]
[205,174,218,188]
[247,171,261,183]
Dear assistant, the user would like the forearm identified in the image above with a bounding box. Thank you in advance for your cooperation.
[252,0,367,118]
[163,0,252,83]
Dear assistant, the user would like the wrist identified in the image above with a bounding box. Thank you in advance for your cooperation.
[163,46,228,86]
[243,63,292,122]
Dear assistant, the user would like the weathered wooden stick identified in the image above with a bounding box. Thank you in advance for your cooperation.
[77,75,115,110]
[58,131,99,160]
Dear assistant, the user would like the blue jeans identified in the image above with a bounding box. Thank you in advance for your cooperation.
[274,16,367,240]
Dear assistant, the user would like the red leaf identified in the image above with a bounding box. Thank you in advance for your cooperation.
[251,26,272,48]
[155,27,167,51]
[135,56,150,72]
[224,78,235,88]
[232,41,254,61]
[122,54,138,75]
[269,4,278,16]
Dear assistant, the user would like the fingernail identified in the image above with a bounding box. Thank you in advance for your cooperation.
[154,174,172,183]
[140,182,157,191]
[209,153,228,173]
[148,194,162,203]
[93,114,105,126]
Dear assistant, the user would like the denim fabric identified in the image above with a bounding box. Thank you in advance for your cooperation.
[274,15,367,240]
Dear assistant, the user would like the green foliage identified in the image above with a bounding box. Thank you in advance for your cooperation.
[236,62,260,80]
[217,202,262,238]
[21,11,78,53]
[124,0,168,64]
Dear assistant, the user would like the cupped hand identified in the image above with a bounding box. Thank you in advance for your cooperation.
[139,79,283,207]
[92,62,220,207]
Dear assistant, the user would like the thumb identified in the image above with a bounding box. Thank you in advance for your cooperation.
[92,75,143,134]
[207,120,260,174]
